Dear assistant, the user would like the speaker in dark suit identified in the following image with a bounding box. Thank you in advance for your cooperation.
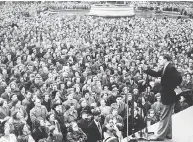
[144,54,182,141]
[87,109,103,142]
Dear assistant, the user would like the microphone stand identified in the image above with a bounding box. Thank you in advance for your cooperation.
[130,81,138,142]
[138,71,149,141]
[126,85,129,142]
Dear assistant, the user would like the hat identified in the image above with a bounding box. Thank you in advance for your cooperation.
[92,108,101,116]
[80,110,88,116]
[112,86,118,91]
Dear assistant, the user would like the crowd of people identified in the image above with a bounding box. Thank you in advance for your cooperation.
[134,1,193,17]
[47,1,92,10]
[0,1,193,142]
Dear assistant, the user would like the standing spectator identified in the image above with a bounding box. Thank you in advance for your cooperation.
[30,98,48,129]
[181,73,193,89]
[11,100,28,121]
[141,86,155,104]
[144,109,158,127]
[64,104,78,126]
[104,106,124,129]
[83,91,95,106]
[111,95,127,118]
[151,93,164,121]
[138,96,151,117]
[123,107,144,136]
[77,111,90,139]
[100,92,111,106]
[47,113,63,141]
[107,86,119,105]
[32,119,48,142]
[77,99,92,119]
[99,99,111,117]
[52,103,67,142]
[174,95,189,113]
[42,92,52,112]
[103,118,123,142]
[87,109,103,142]
[0,99,10,121]
[0,121,17,142]
[62,93,80,112]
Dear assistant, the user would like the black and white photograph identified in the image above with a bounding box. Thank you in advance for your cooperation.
[0,1,193,142]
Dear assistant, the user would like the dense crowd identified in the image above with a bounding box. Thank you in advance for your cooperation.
[0,2,193,142]
[134,1,193,17]
[47,1,92,10]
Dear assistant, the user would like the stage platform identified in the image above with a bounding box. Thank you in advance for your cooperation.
[122,106,193,142]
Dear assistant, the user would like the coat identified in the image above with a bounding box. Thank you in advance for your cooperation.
[47,134,63,142]
[111,103,127,118]
[87,120,103,142]
[77,118,90,136]
[17,135,35,142]
[32,127,48,142]
[144,63,182,105]
[30,106,48,123]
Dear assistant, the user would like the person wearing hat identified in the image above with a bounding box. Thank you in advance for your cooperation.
[143,54,182,140]
[87,108,103,142]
